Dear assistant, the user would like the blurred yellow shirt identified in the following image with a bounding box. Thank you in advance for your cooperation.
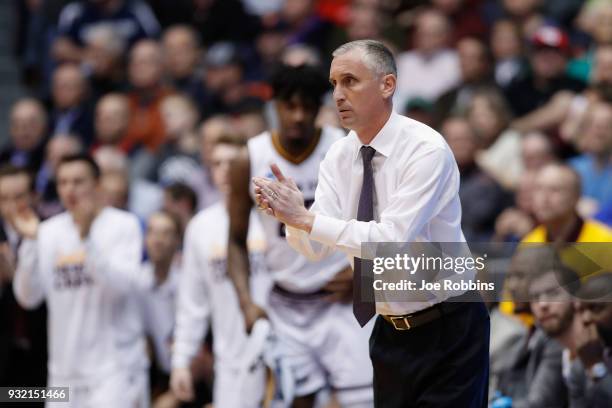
[501,219,612,325]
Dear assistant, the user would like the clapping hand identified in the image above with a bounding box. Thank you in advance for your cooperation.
[10,207,40,240]
[252,164,314,232]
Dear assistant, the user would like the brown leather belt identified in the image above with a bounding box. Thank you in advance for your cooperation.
[382,293,474,331]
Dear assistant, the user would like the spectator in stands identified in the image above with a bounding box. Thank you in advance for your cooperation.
[529,262,581,349]
[81,24,128,99]
[145,94,201,186]
[53,0,159,64]
[505,25,585,117]
[50,64,95,146]
[199,42,256,118]
[499,0,545,39]
[93,145,129,176]
[524,163,612,243]
[121,39,173,154]
[93,93,131,151]
[431,0,487,44]
[521,131,557,172]
[0,98,48,174]
[568,273,612,406]
[494,170,538,241]
[466,88,523,189]
[99,172,130,210]
[394,8,460,109]
[490,19,526,87]
[161,25,202,98]
[442,116,508,241]
[434,36,496,125]
[281,0,331,49]
[326,0,385,55]
[493,247,567,408]
[568,102,612,211]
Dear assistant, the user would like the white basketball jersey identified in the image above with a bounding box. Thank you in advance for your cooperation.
[248,127,349,292]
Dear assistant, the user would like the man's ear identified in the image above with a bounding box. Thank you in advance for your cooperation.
[380,74,396,100]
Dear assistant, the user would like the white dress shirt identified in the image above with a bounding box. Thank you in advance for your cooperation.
[287,111,470,315]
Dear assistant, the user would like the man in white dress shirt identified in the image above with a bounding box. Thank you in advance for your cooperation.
[254,40,490,407]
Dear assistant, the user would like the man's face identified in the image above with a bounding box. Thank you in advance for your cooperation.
[592,48,612,86]
[579,105,612,156]
[532,166,578,223]
[503,0,540,17]
[458,39,488,83]
[442,119,478,168]
[210,143,240,196]
[162,29,199,79]
[10,103,46,151]
[576,301,612,344]
[0,173,33,222]
[530,272,574,337]
[330,49,390,133]
[275,94,319,142]
[521,135,553,171]
[414,12,449,53]
[56,162,98,214]
[129,42,163,89]
[146,213,179,265]
[52,66,85,110]
[95,97,130,144]
[99,173,128,209]
[531,48,566,81]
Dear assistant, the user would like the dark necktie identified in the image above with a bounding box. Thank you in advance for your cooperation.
[353,146,377,327]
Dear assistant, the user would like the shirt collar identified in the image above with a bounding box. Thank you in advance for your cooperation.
[353,111,401,160]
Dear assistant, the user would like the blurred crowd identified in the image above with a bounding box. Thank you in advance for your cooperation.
[1,0,612,407]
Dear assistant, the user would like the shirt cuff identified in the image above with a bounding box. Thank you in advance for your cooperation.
[171,353,191,370]
[309,214,345,247]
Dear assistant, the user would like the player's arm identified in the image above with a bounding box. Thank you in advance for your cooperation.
[11,209,45,309]
[171,221,211,402]
[227,147,266,330]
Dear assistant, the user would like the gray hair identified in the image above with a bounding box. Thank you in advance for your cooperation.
[332,39,396,77]
[84,24,126,56]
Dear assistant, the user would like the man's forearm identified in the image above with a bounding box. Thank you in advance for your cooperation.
[227,238,254,307]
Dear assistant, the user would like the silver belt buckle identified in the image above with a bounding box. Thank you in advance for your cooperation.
[390,315,412,330]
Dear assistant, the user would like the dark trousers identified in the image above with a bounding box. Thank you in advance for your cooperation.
[369,298,490,407]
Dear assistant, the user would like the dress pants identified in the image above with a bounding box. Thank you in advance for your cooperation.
[369,296,490,407]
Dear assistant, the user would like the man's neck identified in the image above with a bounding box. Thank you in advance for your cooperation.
[355,107,393,145]
[154,260,172,285]
[544,212,580,241]
[278,131,317,157]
